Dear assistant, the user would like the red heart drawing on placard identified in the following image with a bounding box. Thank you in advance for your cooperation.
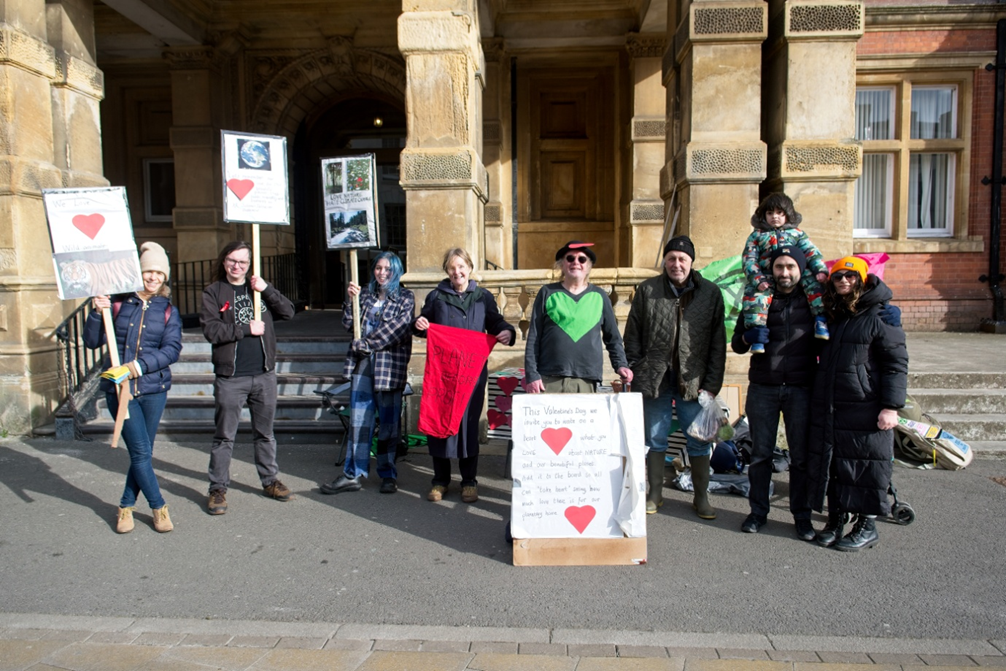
[487,409,510,429]
[541,427,572,455]
[497,377,520,396]
[71,213,105,240]
[564,505,595,534]
[227,179,255,200]
[495,395,512,413]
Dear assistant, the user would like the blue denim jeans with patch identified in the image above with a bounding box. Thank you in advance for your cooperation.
[106,390,168,510]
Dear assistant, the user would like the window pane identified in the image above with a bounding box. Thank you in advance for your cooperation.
[911,87,956,139]
[854,154,892,234]
[908,153,953,233]
[855,88,893,141]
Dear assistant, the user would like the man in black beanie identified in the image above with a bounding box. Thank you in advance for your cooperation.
[623,235,726,519]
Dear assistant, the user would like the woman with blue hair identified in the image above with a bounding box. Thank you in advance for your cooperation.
[322,251,415,494]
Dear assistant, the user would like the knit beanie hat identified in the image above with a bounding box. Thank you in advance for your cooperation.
[830,256,868,283]
[663,235,695,261]
[139,242,170,281]
[770,246,807,276]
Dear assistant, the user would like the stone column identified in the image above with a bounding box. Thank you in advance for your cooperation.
[481,38,512,270]
[625,33,667,268]
[763,0,863,259]
[166,46,233,264]
[662,0,768,268]
[398,1,488,272]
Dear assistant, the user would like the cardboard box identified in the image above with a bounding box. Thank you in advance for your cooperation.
[512,537,647,566]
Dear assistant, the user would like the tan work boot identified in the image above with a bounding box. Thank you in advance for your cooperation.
[689,453,717,520]
[152,505,173,533]
[427,484,447,502]
[116,507,134,534]
[645,450,665,514]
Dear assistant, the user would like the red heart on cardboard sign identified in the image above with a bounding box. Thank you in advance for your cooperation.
[227,179,255,200]
[541,427,572,455]
[487,409,510,429]
[71,213,105,240]
[495,395,512,413]
[497,377,521,396]
[564,505,595,534]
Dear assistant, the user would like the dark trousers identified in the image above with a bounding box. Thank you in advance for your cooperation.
[432,456,479,487]
[209,371,279,493]
[745,382,812,521]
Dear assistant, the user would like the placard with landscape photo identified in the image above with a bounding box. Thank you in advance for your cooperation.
[321,155,378,250]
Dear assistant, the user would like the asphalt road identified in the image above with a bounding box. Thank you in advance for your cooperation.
[1,435,1004,641]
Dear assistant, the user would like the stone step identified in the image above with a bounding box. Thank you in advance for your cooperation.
[910,389,1006,415]
[908,372,1006,390]
[96,395,343,423]
[73,418,345,444]
[967,441,1006,456]
[168,374,347,398]
[927,414,1006,442]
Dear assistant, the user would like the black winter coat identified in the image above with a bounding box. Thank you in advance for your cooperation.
[807,277,908,516]
[731,286,818,387]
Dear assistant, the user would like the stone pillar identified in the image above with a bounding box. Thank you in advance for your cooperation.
[763,0,863,260]
[398,1,488,272]
[166,46,233,264]
[662,0,768,268]
[481,38,512,270]
[625,33,667,268]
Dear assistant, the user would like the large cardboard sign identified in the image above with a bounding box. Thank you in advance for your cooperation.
[41,187,143,300]
[510,393,646,542]
[221,131,290,225]
[321,155,379,249]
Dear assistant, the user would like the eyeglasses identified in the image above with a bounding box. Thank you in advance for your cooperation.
[565,255,589,264]
[831,271,859,282]
[224,258,250,267]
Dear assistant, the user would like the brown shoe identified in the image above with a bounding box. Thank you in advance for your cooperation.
[208,490,227,515]
[427,485,447,502]
[461,485,479,503]
[152,505,173,533]
[116,507,134,534]
[263,480,293,501]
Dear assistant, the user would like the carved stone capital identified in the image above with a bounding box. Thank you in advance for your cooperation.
[774,141,862,180]
[786,2,864,39]
[164,46,221,71]
[400,148,488,202]
[671,141,768,185]
[52,53,103,100]
[625,33,665,59]
[482,37,506,63]
[0,25,57,79]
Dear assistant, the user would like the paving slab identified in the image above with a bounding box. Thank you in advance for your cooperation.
[553,630,771,649]
[251,647,371,671]
[357,649,472,670]
[468,652,577,671]
[575,659,684,671]
[42,641,167,671]
[337,624,549,643]
[769,636,1002,656]
[682,660,787,671]
[157,644,269,670]
[0,639,71,670]
[616,645,670,658]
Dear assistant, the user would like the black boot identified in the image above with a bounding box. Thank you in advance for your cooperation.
[816,508,845,547]
[835,515,879,552]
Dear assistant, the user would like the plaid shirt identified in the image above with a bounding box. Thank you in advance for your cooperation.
[342,287,414,391]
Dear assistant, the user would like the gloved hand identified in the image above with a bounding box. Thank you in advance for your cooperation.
[351,338,372,358]
[879,304,902,327]
[742,327,770,345]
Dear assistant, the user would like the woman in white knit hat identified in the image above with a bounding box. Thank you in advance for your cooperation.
[84,242,183,534]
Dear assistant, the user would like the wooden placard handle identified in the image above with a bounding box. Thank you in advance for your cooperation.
[350,249,361,340]
[252,223,262,320]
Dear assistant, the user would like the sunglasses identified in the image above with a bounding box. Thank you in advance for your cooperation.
[831,271,860,281]
[565,255,589,264]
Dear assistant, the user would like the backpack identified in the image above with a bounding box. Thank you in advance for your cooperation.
[894,394,973,470]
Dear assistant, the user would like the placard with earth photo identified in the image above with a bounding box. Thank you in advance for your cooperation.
[322,155,379,249]
[221,130,290,225]
[41,186,144,300]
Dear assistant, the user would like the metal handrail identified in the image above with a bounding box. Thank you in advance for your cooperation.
[171,253,304,316]
[52,300,105,439]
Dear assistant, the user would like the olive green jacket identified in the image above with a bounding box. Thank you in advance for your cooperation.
[623,270,726,400]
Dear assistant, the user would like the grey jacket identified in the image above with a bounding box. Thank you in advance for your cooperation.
[623,270,726,400]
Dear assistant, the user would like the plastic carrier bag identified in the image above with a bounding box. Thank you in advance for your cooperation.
[686,391,735,442]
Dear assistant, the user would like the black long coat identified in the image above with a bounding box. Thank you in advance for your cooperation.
[807,277,908,516]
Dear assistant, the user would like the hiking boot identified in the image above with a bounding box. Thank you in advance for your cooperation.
[461,485,479,503]
[379,478,398,494]
[263,480,293,501]
[690,454,716,520]
[208,490,228,515]
[645,450,665,515]
[814,316,830,340]
[152,505,173,533]
[320,475,361,494]
[816,508,844,547]
[741,513,766,533]
[749,342,765,354]
[116,507,134,534]
[794,518,816,542]
[835,515,879,552]
[427,484,448,502]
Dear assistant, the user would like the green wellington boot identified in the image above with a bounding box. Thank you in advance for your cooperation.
[645,450,666,514]
[689,454,716,520]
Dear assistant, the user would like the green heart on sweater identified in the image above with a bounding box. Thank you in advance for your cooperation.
[546,290,602,343]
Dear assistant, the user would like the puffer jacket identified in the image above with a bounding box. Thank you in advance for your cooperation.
[742,217,828,289]
[623,269,726,400]
[731,285,818,387]
[83,293,183,397]
[807,276,909,516]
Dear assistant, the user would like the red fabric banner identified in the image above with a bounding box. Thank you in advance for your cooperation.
[419,323,497,439]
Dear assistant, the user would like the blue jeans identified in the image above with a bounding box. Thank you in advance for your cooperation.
[642,391,710,457]
[344,356,402,480]
[106,391,167,510]
[745,383,812,521]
